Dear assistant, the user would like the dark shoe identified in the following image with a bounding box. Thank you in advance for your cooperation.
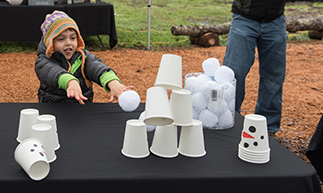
[268,132,279,142]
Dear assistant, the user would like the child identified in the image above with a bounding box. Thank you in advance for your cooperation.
[35,11,133,105]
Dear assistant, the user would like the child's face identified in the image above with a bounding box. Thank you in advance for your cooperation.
[53,29,78,60]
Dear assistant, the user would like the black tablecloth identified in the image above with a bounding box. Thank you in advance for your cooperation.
[0,1,117,48]
[307,114,323,182]
[0,103,321,193]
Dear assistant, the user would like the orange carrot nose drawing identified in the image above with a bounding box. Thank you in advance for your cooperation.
[242,131,254,139]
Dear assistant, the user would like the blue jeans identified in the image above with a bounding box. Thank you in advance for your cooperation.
[223,14,287,133]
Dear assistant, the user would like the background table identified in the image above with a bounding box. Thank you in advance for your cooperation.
[0,1,117,48]
[0,103,321,193]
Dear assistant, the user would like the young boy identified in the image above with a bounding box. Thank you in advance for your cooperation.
[35,11,133,105]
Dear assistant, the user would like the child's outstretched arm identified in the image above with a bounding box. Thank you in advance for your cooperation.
[107,80,134,103]
[67,80,88,105]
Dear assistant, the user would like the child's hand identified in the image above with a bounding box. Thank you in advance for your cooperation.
[67,80,88,105]
[107,80,134,103]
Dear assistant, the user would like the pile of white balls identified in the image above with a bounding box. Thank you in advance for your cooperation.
[184,58,236,130]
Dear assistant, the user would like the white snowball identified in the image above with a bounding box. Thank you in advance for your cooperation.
[199,109,219,128]
[118,90,140,112]
[197,73,212,82]
[201,81,220,101]
[214,66,235,84]
[202,58,221,77]
[227,98,235,111]
[192,107,199,119]
[184,77,203,94]
[220,82,235,102]
[207,99,228,115]
[139,111,156,132]
[218,109,234,127]
[192,92,207,112]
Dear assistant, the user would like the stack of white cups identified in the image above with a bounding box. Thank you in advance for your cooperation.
[14,108,60,180]
[121,54,206,159]
[238,114,270,164]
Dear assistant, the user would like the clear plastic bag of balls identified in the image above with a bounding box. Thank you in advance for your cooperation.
[184,72,236,130]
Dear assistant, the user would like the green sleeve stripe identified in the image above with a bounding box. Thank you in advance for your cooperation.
[58,73,79,90]
[100,71,121,92]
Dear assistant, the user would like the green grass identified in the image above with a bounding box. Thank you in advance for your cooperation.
[0,0,322,53]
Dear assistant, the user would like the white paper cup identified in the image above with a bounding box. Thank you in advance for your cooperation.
[144,87,174,126]
[154,54,182,90]
[121,119,150,158]
[37,114,60,151]
[178,120,206,157]
[14,138,50,181]
[17,108,39,142]
[150,125,178,158]
[238,114,270,152]
[31,124,56,163]
[170,89,194,126]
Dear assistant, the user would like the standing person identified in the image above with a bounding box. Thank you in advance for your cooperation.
[223,0,290,138]
[35,11,133,105]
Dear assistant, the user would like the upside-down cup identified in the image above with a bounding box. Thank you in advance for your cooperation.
[238,114,270,164]
[37,114,60,151]
[154,54,183,90]
[239,114,270,152]
[150,125,178,158]
[121,119,150,158]
[178,120,206,157]
[31,124,56,163]
[170,89,194,126]
[14,138,50,181]
[17,108,39,142]
[144,86,174,126]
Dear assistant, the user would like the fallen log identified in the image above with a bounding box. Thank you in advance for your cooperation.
[171,16,323,37]
[171,22,231,37]
[189,32,220,47]
[308,30,323,40]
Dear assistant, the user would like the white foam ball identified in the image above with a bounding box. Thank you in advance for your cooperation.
[139,111,156,132]
[118,90,140,112]
[207,99,228,115]
[192,108,199,119]
[199,109,219,128]
[202,58,221,77]
[218,109,234,127]
[227,98,235,111]
[220,82,235,102]
[192,92,207,112]
[184,77,202,94]
[214,66,235,84]
[197,73,212,82]
[201,81,220,101]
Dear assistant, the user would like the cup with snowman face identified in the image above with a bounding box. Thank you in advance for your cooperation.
[238,114,270,164]
[14,138,50,181]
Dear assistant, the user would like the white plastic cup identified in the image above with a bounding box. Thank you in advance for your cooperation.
[17,108,39,142]
[178,120,206,157]
[31,124,56,163]
[144,87,174,126]
[154,54,183,90]
[150,125,178,158]
[37,114,60,151]
[121,119,150,158]
[14,138,50,181]
[170,89,194,126]
[239,114,270,152]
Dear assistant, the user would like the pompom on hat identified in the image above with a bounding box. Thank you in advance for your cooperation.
[41,10,85,58]
[40,10,90,87]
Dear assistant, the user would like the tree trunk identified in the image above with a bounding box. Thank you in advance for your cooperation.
[171,16,323,36]
[171,22,231,37]
[308,30,323,40]
[190,32,220,47]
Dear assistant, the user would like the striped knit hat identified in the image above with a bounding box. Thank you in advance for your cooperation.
[41,10,85,58]
[41,11,90,87]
